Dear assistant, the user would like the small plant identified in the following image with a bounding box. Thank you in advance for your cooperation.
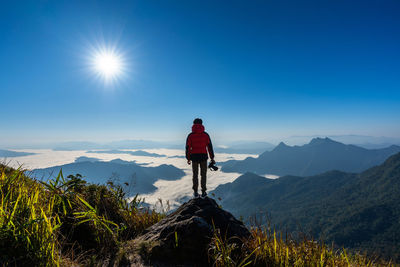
[209,228,240,267]
[74,195,119,244]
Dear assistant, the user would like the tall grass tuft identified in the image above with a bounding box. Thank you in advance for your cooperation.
[0,165,60,266]
[209,224,395,266]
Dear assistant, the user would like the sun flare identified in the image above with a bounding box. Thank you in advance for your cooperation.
[94,52,121,77]
[90,46,125,84]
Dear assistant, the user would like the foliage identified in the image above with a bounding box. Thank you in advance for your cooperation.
[0,165,60,266]
[0,164,165,266]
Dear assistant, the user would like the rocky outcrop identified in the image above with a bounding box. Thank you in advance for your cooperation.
[117,197,250,266]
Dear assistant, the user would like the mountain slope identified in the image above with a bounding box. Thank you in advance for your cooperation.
[221,137,400,176]
[212,152,400,260]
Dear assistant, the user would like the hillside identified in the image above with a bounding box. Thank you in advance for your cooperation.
[221,137,400,176]
[212,152,400,261]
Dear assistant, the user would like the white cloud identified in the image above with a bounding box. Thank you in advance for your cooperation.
[3,149,256,209]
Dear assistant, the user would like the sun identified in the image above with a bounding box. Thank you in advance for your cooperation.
[94,52,121,77]
[89,46,126,84]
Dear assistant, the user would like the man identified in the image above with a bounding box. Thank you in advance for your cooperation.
[186,118,215,198]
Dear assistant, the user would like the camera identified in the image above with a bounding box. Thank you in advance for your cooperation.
[208,161,219,171]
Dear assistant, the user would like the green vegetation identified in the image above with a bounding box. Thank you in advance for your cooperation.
[0,163,396,266]
[0,164,164,266]
[210,226,395,266]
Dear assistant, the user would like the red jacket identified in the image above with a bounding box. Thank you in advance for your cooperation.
[186,124,215,161]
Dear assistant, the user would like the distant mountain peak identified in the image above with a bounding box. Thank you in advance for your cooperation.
[269,141,289,153]
[276,141,289,148]
[309,137,337,145]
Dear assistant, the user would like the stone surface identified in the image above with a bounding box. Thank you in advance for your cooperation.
[120,197,250,266]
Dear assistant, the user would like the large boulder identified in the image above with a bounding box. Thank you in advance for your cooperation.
[117,197,250,266]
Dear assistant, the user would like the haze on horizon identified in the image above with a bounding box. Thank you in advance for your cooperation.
[1,0,399,147]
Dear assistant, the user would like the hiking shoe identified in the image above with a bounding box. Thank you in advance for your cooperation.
[194,192,200,198]
[201,191,207,198]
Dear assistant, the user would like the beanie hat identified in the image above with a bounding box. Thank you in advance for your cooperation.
[193,118,203,125]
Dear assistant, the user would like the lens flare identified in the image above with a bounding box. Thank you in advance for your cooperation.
[94,51,121,78]
[89,45,127,85]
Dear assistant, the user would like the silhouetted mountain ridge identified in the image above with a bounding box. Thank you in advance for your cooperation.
[222,137,400,176]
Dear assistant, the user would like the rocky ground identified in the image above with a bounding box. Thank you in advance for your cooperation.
[114,197,250,266]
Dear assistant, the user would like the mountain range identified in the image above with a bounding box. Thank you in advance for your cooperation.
[31,158,185,195]
[284,135,400,149]
[215,141,276,154]
[221,137,400,176]
[87,149,166,157]
[0,149,35,157]
[212,152,400,260]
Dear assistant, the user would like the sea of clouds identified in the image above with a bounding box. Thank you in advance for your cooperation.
[3,149,278,209]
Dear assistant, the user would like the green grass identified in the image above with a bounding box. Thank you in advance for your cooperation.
[0,164,164,266]
[0,165,60,266]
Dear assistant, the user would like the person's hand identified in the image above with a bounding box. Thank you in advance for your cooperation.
[187,160,191,165]
[211,159,216,164]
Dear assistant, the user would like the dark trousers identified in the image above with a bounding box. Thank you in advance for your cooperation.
[192,160,207,193]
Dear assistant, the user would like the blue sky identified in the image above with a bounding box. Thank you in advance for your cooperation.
[1,0,399,146]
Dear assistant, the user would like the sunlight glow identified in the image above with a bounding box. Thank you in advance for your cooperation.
[94,51,121,77]
[89,45,127,85]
